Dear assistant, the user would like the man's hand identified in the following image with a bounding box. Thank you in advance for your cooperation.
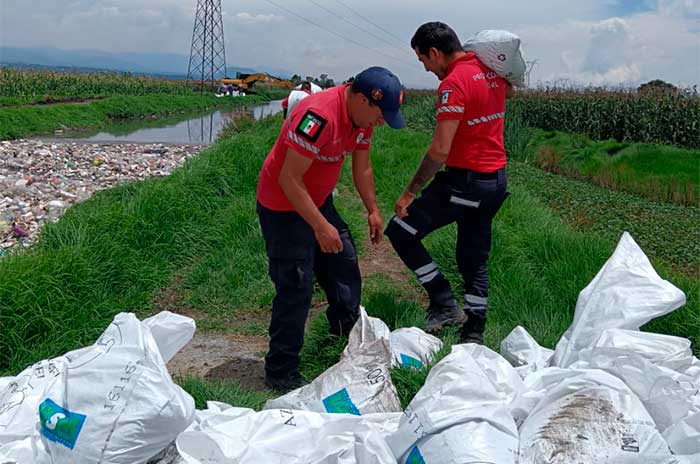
[367,210,383,244]
[314,221,343,253]
[395,191,415,219]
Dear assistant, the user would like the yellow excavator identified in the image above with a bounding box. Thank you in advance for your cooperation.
[220,73,293,92]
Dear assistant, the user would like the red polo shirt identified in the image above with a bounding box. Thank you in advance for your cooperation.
[436,52,507,172]
[257,84,373,211]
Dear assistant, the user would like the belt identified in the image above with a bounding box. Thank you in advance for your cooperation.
[446,167,503,180]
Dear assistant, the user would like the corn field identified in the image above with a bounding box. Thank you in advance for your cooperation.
[0,68,193,104]
[509,87,700,149]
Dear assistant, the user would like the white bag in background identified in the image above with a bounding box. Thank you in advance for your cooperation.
[500,325,554,378]
[518,368,671,463]
[0,312,196,464]
[389,327,442,370]
[387,344,519,461]
[462,29,527,86]
[287,90,312,117]
[264,308,401,415]
[176,405,397,464]
[553,232,686,368]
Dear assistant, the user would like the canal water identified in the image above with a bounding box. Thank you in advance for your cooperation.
[36,100,283,145]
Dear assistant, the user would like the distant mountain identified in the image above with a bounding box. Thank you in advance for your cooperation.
[0,46,293,79]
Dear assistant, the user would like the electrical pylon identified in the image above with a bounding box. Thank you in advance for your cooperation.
[186,0,227,91]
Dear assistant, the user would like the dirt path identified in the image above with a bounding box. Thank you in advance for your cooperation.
[161,237,412,390]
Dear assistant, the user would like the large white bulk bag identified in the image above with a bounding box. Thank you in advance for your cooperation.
[264,308,402,415]
[462,29,527,86]
[518,368,671,463]
[176,403,398,464]
[553,232,686,368]
[387,344,519,462]
[0,312,196,464]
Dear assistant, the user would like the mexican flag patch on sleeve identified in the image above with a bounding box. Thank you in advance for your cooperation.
[295,110,327,142]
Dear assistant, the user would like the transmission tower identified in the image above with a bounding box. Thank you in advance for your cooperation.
[187,0,227,92]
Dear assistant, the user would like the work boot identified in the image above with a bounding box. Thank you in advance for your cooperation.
[460,311,487,345]
[424,278,467,333]
[265,371,308,393]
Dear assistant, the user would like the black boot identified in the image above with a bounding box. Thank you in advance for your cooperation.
[424,277,467,333]
[460,311,487,344]
[265,370,308,393]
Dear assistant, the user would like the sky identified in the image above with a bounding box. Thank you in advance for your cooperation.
[1,0,698,89]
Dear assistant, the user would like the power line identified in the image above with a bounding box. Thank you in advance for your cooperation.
[259,0,418,71]
[331,0,408,49]
[305,0,415,60]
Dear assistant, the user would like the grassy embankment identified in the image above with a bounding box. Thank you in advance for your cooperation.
[1,88,697,410]
[0,68,289,140]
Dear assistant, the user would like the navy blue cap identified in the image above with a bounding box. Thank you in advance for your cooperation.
[354,66,405,129]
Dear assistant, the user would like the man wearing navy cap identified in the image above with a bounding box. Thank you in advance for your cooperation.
[386,22,512,344]
[257,66,405,392]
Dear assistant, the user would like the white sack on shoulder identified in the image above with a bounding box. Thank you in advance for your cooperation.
[462,29,527,86]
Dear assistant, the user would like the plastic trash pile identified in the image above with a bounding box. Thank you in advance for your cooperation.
[1,232,698,463]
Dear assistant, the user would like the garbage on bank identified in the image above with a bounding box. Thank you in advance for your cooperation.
[1,231,698,463]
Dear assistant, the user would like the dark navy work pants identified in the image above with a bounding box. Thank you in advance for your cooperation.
[257,195,361,377]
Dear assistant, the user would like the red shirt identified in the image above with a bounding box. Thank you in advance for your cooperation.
[436,52,507,172]
[257,84,373,211]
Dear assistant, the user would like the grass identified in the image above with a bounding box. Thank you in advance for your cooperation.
[520,130,700,206]
[1,92,697,409]
[0,93,270,140]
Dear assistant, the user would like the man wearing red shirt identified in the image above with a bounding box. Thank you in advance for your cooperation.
[257,67,405,392]
[386,22,512,344]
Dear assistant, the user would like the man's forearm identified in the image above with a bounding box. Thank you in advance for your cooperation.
[406,152,443,195]
[354,169,379,214]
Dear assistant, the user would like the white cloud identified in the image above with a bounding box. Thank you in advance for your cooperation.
[233,12,283,23]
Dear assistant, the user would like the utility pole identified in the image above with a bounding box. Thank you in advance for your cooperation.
[187,0,227,92]
[525,59,539,88]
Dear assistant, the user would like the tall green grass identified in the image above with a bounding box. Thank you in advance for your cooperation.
[519,130,700,206]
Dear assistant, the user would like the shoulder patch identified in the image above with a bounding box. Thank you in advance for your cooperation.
[295,110,327,143]
[439,89,453,105]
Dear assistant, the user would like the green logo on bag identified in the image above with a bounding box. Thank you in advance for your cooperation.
[39,398,87,450]
[406,445,426,464]
[400,354,424,369]
[322,388,361,415]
